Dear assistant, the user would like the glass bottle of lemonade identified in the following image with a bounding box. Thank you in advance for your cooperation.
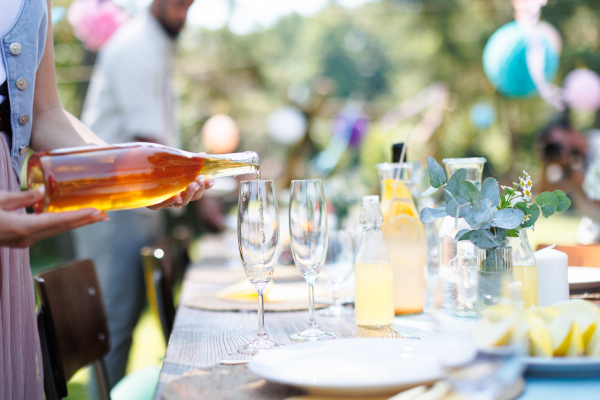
[375,162,427,315]
[437,157,486,317]
[509,229,537,308]
[354,196,394,327]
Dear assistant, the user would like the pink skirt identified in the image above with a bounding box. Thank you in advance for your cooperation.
[0,132,44,399]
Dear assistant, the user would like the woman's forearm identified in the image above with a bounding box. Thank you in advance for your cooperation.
[30,0,106,152]
[30,106,106,151]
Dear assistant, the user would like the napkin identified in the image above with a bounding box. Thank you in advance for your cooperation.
[216,279,328,303]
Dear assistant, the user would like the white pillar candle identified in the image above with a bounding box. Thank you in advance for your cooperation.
[535,246,569,307]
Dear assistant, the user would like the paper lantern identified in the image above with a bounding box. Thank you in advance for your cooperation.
[483,21,559,98]
[201,114,240,154]
[563,69,600,112]
[267,106,307,146]
[537,21,562,55]
[469,102,496,129]
[67,0,129,52]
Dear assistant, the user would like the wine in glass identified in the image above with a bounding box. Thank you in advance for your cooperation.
[237,180,282,354]
[317,229,354,317]
[289,179,334,341]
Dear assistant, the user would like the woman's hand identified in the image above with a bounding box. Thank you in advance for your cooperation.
[147,175,215,211]
[0,187,108,248]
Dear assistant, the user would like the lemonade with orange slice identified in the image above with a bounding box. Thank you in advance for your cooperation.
[376,165,428,315]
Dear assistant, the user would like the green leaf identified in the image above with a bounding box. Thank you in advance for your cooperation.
[470,229,502,248]
[495,228,508,242]
[535,192,559,218]
[481,177,500,207]
[553,190,571,212]
[474,197,495,223]
[445,168,467,203]
[421,186,439,197]
[459,181,482,210]
[445,194,470,218]
[516,202,540,228]
[454,229,473,242]
[491,208,525,229]
[420,204,447,224]
[507,229,519,238]
[428,157,446,189]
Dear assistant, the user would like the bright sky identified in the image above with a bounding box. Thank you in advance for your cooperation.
[115,0,375,35]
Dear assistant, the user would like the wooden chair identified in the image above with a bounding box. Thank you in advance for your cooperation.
[536,244,600,268]
[141,244,176,342]
[35,259,111,400]
[36,259,160,400]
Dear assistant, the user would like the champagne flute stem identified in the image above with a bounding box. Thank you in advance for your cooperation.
[332,283,340,307]
[308,280,317,328]
[257,289,265,336]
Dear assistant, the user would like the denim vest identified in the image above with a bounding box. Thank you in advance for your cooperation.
[1,0,48,180]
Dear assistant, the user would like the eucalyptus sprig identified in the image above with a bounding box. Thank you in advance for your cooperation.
[419,157,571,248]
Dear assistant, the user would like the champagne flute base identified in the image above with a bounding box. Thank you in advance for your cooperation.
[238,335,282,355]
[317,304,354,317]
[290,327,335,342]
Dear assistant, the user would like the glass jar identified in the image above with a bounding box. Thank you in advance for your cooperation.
[476,239,513,315]
[509,229,537,308]
[375,162,428,315]
[437,157,486,317]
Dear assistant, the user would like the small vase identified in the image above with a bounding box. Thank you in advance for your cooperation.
[476,240,513,316]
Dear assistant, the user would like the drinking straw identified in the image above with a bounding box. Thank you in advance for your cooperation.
[384,130,411,226]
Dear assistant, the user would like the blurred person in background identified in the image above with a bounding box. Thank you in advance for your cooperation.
[72,0,201,391]
[538,112,600,243]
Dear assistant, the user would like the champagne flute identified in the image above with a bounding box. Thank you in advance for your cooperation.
[289,179,334,341]
[317,229,355,317]
[237,180,282,354]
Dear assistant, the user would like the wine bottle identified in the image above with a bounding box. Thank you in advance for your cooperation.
[27,143,259,213]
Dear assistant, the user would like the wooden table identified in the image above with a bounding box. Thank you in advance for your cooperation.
[155,260,600,400]
[154,261,401,399]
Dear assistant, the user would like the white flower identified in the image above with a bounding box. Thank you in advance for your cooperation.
[501,185,511,190]
[522,187,532,200]
[523,214,531,222]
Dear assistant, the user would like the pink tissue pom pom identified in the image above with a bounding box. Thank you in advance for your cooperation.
[563,68,600,113]
[67,0,129,52]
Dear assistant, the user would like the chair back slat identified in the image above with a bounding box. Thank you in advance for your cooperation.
[142,244,176,341]
[536,244,600,268]
[35,260,110,382]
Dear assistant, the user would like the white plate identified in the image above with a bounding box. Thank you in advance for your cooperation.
[248,337,476,397]
[525,356,600,376]
[568,267,600,291]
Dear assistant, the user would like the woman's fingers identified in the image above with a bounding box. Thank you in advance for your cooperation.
[147,195,181,210]
[0,187,45,210]
[146,175,213,210]
[0,208,108,248]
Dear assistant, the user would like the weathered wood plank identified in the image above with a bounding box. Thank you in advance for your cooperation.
[155,263,399,399]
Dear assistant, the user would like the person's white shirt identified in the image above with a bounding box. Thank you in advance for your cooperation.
[81,11,179,148]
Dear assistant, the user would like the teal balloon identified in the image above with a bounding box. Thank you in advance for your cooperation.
[483,21,559,98]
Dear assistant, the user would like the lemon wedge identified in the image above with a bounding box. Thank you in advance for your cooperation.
[523,311,553,357]
[553,299,599,348]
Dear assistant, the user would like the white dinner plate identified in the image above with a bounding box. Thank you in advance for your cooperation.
[525,357,600,376]
[248,337,476,397]
[568,267,600,291]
